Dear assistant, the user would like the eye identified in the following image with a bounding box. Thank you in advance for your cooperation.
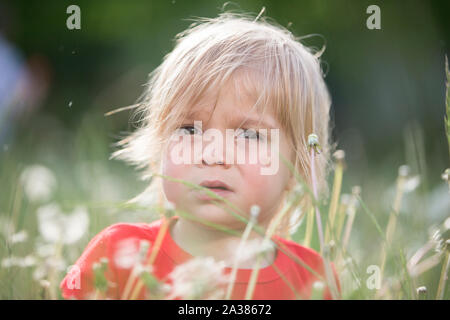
[236,128,264,140]
[176,125,202,135]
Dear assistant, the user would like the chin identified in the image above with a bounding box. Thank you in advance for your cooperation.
[188,205,245,230]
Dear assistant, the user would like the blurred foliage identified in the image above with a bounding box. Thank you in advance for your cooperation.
[0,0,449,299]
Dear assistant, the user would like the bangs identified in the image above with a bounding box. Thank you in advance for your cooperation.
[158,45,299,146]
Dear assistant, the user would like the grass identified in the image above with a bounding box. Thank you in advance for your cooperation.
[0,59,449,300]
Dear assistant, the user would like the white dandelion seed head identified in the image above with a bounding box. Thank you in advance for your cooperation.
[39,279,51,288]
[37,203,64,243]
[398,165,410,178]
[333,150,345,161]
[36,243,57,258]
[10,230,28,244]
[46,256,67,271]
[351,186,361,196]
[33,265,47,281]
[37,203,89,244]
[19,164,57,203]
[444,217,450,231]
[63,206,89,244]
[1,255,37,268]
[1,256,20,268]
[234,238,275,263]
[113,237,141,269]
[441,168,449,182]
[250,205,260,220]
[307,133,319,146]
[167,256,230,299]
[164,201,175,211]
[340,194,351,206]
[19,255,37,268]
[135,263,153,276]
[100,257,109,266]
[404,175,421,193]
[313,281,325,291]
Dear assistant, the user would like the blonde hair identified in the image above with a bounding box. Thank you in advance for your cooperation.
[110,11,335,238]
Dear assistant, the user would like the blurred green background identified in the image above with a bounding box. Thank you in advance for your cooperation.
[0,0,449,299]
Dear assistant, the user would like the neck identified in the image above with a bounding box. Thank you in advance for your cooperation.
[169,216,276,269]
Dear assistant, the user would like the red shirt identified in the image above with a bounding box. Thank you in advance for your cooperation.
[60,215,340,300]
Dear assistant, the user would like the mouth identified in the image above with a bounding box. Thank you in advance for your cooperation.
[199,180,233,192]
[197,180,234,200]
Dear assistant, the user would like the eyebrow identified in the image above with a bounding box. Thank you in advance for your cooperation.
[238,117,277,129]
[186,110,278,129]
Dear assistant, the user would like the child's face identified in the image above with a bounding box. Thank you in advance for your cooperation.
[161,75,294,230]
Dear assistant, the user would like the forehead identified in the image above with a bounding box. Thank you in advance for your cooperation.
[185,72,279,128]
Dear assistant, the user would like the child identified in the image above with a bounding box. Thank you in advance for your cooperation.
[60,11,340,300]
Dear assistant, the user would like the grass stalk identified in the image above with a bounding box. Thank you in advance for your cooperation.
[436,240,450,300]
[379,166,408,279]
[325,151,345,243]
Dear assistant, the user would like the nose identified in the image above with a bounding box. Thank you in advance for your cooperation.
[200,130,231,168]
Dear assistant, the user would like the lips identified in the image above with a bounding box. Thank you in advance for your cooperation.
[197,180,234,201]
[199,180,233,192]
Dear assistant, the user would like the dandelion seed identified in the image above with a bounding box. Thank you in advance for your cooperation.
[416,286,427,299]
[37,203,89,244]
[441,168,449,182]
[167,256,230,300]
[33,266,47,281]
[333,150,345,161]
[250,204,260,221]
[164,201,176,217]
[10,230,28,244]
[46,256,67,271]
[398,165,410,177]
[404,175,421,193]
[36,243,57,258]
[232,238,275,263]
[444,217,450,231]
[37,203,64,242]
[308,133,322,154]
[19,165,57,203]
[341,194,351,205]
[64,206,89,244]
[113,238,141,269]
[1,256,20,268]
[1,255,36,268]
[19,255,37,267]
[135,264,153,277]
[68,101,72,107]
[165,201,175,211]
[311,281,325,300]
[39,279,51,289]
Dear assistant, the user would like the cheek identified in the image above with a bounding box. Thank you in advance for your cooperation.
[239,163,285,199]
[161,145,190,203]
